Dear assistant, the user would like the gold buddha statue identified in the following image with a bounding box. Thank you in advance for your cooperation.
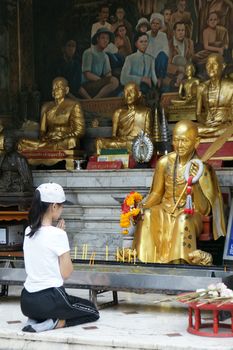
[171,63,199,106]
[133,120,225,264]
[95,82,152,154]
[197,54,233,138]
[18,77,85,151]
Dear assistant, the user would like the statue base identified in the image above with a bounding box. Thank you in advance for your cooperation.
[87,160,123,170]
[88,154,158,169]
[135,162,150,169]
[161,92,196,122]
[0,192,32,211]
[197,137,233,167]
[21,149,84,170]
[98,152,129,169]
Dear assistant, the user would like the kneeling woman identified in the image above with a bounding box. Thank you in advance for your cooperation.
[21,182,99,332]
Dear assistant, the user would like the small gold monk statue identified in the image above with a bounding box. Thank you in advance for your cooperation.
[171,63,199,106]
[133,120,226,264]
[96,82,152,154]
[18,77,85,150]
[197,53,233,138]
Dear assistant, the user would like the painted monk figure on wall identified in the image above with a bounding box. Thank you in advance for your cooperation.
[195,0,233,47]
[194,12,229,65]
[171,0,193,38]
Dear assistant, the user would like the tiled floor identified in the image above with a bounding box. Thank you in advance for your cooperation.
[0,286,233,350]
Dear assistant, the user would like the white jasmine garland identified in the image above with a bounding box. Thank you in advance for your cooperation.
[208,291,219,298]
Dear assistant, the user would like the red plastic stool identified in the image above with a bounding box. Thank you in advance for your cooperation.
[186,302,233,337]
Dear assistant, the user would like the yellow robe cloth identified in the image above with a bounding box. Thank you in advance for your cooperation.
[197,77,233,137]
[18,99,85,151]
[133,152,226,263]
[96,105,152,154]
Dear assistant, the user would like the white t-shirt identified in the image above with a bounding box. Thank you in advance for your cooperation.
[23,225,70,292]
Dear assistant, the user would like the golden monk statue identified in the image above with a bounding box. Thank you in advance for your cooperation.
[18,77,85,150]
[133,120,226,264]
[197,54,233,138]
[96,82,152,154]
[171,63,199,106]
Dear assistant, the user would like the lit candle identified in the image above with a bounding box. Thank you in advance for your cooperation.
[153,246,156,263]
[145,251,148,264]
[106,245,109,261]
[74,246,77,260]
[89,252,96,265]
[122,248,125,263]
[116,247,119,262]
[92,252,96,265]
[89,253,93,265]
[128,249,131,263]
[85,244,88,259]
[82,244,85,260]
[133,249,136,264]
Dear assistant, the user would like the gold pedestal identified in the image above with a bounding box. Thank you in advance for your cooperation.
[21,149,84,170]
[197,137,233,166]
[161,92,196,122]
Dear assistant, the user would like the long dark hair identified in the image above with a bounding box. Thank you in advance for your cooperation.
[27,190,51,238]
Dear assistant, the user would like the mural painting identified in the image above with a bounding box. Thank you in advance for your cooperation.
[32,0,233,108]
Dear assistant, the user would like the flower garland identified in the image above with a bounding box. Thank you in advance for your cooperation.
[120,191,143,234]
[155,283,233,306]
[178,283,233,305]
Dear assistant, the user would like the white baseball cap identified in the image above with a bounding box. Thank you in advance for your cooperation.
[36,183,73,204]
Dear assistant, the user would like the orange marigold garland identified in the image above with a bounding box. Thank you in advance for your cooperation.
[120,191,143,234]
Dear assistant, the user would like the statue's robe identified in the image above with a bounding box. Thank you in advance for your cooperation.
[18,99,85,150]
[197,77,233,137]
[96,105,152,154]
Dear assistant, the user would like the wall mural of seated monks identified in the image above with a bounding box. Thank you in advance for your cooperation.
[32,0,233,107]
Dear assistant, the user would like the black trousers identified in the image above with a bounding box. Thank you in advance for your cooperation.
[21,286,99,327]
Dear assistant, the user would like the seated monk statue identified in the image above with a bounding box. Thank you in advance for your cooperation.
[197,53,233,138]
[0,136,33,192]
[133,120,226,264]
[171,63,199,106]
[96,82,152,154]
[18,77,85,151]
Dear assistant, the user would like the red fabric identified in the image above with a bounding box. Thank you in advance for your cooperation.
[187,176,193,186]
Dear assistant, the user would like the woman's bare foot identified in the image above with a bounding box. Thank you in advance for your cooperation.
[55,319,66,329]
